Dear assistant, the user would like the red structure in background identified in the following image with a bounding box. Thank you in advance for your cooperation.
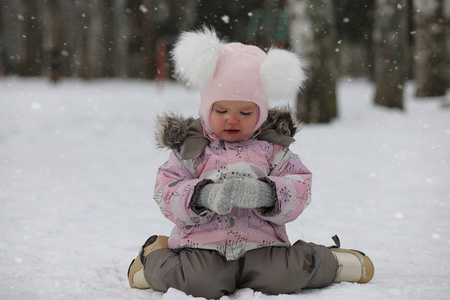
[156,39,167,89]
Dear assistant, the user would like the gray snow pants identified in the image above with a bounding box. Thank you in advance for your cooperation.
[143,240,338,299]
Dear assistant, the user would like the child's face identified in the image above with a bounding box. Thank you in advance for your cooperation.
[210,100,258,142]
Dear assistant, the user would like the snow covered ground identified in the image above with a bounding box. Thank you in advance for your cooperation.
[1,77,449,300]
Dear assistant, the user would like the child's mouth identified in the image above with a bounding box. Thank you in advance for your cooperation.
[224,129,240,134]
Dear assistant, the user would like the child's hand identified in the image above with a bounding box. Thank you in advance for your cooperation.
[224,178,275,209]
[195,183,232,215]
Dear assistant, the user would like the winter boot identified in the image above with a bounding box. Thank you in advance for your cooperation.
[127,235,169,289]
[329,235,374,284]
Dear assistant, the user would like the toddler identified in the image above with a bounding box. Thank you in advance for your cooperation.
[127,27,374,299]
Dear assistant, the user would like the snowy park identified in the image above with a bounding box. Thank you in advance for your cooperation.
[1,77,449,299]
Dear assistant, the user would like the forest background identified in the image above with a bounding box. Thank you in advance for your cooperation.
[0,0,449,122]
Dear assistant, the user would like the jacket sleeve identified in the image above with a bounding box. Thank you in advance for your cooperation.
[254,145,312,225]
[153,151,215,227]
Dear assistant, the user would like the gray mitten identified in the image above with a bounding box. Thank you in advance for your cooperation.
[223,178,275,209]
[195,183,232,215]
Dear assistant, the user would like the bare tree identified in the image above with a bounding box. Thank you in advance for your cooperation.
[373,0,409,109]
[413,0,447,97]
[288,0,338,123]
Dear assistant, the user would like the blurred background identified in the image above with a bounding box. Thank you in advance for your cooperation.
[0,0,449,122]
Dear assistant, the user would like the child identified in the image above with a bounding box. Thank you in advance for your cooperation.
[127,27,374,299]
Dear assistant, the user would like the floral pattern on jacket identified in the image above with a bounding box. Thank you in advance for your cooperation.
[153,111,312,260]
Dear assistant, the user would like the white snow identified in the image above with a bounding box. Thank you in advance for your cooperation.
[1,77,449,300]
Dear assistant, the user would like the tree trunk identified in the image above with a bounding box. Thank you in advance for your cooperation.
[113,0,127,77]
[43,0,63,82]
[1,0,26,75]
[87,0,105,77]
[98,0,116,77]
[0,0,6,75]
[413,0,447,97]
[124,0,143,77]
[84,0,115,78]
[445,1,450,89]
[71,0,90,78]
[140,0,157,79]
[373,0,409,109]
[288,0,339,123]
[21,0,43,76]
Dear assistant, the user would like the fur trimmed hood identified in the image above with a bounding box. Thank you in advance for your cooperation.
[155,107,301,160]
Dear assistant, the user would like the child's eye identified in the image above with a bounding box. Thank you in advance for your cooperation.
[240,111,252,116]
[216,110,227,114]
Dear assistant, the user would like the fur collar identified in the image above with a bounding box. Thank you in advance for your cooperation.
[155,107,301,159]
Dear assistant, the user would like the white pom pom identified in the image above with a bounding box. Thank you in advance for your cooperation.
[172,26,223,88]
[260,48,307,101]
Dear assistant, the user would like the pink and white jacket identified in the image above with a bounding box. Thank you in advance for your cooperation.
[153,109,312,260]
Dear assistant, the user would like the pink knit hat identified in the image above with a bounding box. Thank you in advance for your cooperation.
[172,27,306,131]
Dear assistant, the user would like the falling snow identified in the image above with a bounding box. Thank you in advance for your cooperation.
[221,15,230,24]
[139,4,148,13]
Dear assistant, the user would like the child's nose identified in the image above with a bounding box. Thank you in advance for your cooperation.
[227,114,239,125]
